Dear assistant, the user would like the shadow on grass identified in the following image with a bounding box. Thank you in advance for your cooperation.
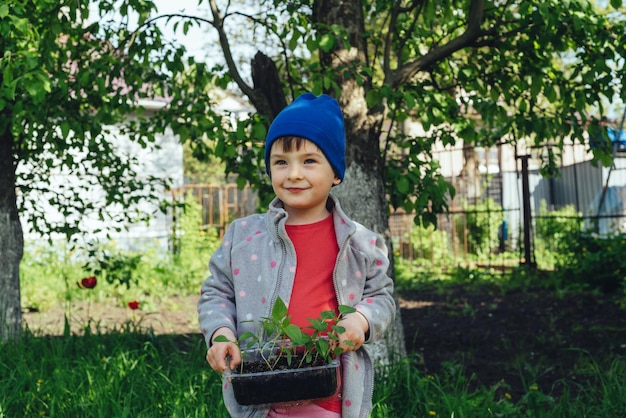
[399,281,626,401]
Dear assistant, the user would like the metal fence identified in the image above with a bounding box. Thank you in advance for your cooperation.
[174,142,626,270]
[395,142,626,269]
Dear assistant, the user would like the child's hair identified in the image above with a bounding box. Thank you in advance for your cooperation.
[271,136,314,153]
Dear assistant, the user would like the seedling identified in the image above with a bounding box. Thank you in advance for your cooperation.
[214,296,357,371]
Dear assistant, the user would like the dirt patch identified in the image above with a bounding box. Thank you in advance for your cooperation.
[22,285,626,400]
[22,295,200,336]
[400,284,626,399]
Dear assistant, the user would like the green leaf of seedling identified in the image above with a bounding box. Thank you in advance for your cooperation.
[338,305,357,315]
[307,318,328,332]
[272,297,288,321]
[263,321,278,337]
[332,325,346,335]
[342,340,355,351]
[320,310,335,320]
[238,331,256,343]
[316,338,329,356]
[213,335,231,343]
[284,324,304,342]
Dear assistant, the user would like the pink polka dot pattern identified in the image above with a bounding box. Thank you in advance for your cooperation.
[271,261,277,268]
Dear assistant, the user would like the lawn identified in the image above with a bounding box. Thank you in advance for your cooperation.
[5,231,626,417]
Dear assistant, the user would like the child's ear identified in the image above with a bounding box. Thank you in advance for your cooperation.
[333,177,342,186]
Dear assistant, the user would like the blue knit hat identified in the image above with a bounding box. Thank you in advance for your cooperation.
[264,93,346,181]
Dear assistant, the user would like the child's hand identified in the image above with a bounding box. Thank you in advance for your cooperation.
[336,312,369,353]
[206,327,241,373]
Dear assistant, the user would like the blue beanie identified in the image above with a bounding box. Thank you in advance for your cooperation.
[264,93,346,181]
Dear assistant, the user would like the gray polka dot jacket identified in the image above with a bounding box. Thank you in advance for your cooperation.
[197,193,396,418]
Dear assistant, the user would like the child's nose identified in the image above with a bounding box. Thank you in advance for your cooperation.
[287,164,303,179]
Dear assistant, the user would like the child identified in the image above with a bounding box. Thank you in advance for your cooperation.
[197,92,395,418]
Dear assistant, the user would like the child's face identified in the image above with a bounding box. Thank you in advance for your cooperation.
[269,138,341,222]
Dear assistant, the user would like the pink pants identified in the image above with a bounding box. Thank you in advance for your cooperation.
[267,404,341,417]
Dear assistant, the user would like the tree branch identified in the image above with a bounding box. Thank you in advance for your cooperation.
[207,0,255,100]
[387,0,486,88]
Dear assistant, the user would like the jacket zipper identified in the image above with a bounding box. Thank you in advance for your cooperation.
[268,216,287,340]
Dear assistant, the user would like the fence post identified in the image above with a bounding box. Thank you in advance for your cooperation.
[519,155,536,268]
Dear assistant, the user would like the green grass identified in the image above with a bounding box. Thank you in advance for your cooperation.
[8,214,626,416]
[4,328,626,417]
[0,325,223,417]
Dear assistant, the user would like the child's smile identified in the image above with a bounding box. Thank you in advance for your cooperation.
[269,139,341,224]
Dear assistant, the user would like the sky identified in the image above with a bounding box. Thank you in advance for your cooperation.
[151,0,213,61]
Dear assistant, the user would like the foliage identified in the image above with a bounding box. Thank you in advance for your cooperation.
[149,0,626,224]
[534,201,583,269]
[0,330,222,417]
[555,232,626,293]
[3,0,221,237]
[20,209,221,312]
[13,253,626,416]
[215,296,356,370]
[407,221,454,267]
[3,325,626,417]
[169,192,221,283]
[1,0,233,338]
[456,198,505,257]
[82,242,142,289]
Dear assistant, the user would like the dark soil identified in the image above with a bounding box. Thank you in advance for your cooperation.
[400,283,626,400]
[231,357,339,405]
[23,284,626,401]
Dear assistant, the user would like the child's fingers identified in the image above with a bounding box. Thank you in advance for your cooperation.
[207,342,240,373]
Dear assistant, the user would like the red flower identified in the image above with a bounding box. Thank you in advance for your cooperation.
[128,301,140,310]
[79,276,97,289]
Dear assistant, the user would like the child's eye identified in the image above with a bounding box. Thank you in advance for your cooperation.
[304,158,317,164]
[274,160,287,165]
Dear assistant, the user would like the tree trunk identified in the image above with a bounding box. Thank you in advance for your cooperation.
[0,128,23,342]
[314,0,407,362]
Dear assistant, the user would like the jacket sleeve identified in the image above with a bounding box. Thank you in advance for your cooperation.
[197,222,238,347]
[354,228,395,344]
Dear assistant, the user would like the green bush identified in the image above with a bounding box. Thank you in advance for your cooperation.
[534,200,583,269]
[555,232,626,293]
[408,222,453,267]
[456,199,504,257]
[20,193,222,312]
